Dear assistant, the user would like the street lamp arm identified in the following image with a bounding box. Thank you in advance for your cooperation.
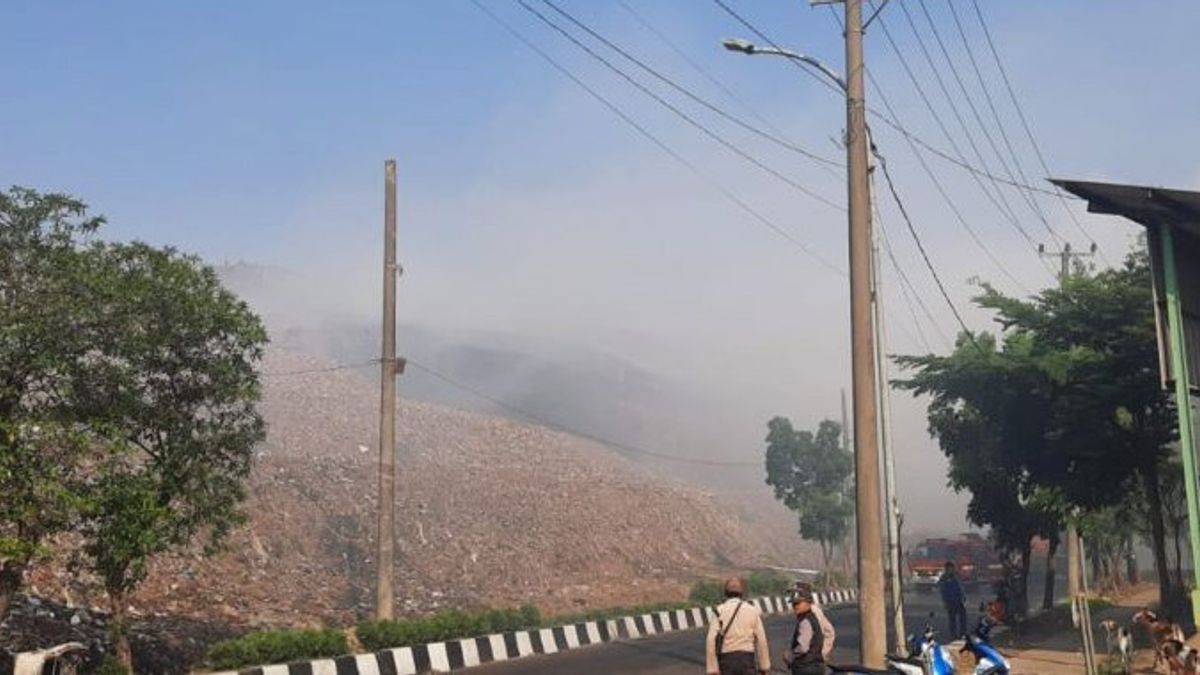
[721,38,846,92]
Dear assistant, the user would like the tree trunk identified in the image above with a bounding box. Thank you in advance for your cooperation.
[1142,463,1174,605]
[109,590,133,670]
[1014,539,1032,619]
[821,542,833,588]
[1126,535,1139,585]
[0,560,23,624]
[1042,539,1058,611]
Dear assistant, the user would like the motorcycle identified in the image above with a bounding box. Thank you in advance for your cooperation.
[959,616,1010,675]
[826,623,954,675]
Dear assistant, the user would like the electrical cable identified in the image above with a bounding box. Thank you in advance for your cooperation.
[540,0,841,173]
[260,359,380,377]
[910,0,1058,243]
[968,0,1110,264]
[517,0,845,212]
[941,0,1054,237]
[470,0,846,276]
[872,143,984,354]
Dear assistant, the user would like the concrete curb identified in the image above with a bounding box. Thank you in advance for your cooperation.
[207,589,859,675]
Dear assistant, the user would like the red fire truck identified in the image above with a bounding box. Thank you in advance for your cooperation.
[907,533,1002,592]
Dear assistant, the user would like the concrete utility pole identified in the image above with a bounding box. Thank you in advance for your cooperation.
[376,159,399,620]
[871,230,906,655]
[844,0,887,665]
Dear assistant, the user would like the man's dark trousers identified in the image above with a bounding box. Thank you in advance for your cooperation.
[717,651,756,675]
[946,601,967,638]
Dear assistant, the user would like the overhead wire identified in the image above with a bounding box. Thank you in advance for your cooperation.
[870,179,938,353]
[260,359,380,377]
[968,0,1110,264]
[546,0,843,176]
[407,358,762,467]
[890,1,1025,233]
[911,0,1058,243]
[941,0,1055,237]
[516,0,845,212]
[872,143,983,354]
[470,0,846,276]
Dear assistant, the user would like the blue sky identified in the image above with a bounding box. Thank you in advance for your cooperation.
[5,1,1199,527]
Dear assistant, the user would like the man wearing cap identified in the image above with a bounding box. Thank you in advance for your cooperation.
[792,582,835,659]
[782,587,826,675]
[705,577,771,675]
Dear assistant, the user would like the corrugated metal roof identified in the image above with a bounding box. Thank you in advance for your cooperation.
[1050,178,1200,236]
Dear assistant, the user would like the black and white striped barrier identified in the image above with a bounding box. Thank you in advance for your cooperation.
[209,589,859,675]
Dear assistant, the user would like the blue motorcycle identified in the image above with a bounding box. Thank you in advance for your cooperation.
[959,617,1009,675]
[826,623,953,675]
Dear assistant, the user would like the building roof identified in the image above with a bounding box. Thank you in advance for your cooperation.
[1050,179,1200,237]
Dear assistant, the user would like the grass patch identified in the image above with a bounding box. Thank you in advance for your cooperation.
[207,629,348,670]
[688,571,796,605]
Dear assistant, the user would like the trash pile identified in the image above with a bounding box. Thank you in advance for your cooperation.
[13,350,812,641]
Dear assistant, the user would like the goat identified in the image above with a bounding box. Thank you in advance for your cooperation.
[1134,608,1187,672]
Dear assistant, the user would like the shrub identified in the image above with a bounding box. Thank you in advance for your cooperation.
[207,629,348,670]
[357,605,543,652]
[689,571,797,605]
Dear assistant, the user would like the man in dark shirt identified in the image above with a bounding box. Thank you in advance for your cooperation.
[937,560,968,638]
[782,588,825,675]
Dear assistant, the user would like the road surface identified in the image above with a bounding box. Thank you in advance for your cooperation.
[469,591,968,675]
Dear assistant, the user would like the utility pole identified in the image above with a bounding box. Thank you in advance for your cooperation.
[871,229,906,655]
[1046,244,1099,672]
[844,0,887,665]
[1039,241,1097,284]
[376,159,399,620]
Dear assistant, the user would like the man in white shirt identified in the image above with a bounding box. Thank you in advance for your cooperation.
[705,577,771,675]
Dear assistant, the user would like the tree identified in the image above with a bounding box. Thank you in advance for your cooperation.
[0,188,266,668]
[764,417,853,584]
[895,332,1062,616]
[898,248,1179,608]
[71,242,267,667]
[0,188,103,621]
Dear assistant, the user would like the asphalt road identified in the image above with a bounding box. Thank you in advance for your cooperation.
[468,591,975,675]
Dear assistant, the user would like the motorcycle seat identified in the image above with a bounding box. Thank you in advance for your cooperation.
[885,654,923,666]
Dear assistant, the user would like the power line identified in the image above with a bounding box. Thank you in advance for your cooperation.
[616,0,809,164]
[517,0,845,212]
[710,0,845,98]
[872,145,983,354]
[470,0,846,276]
[910,0,1058,243]
[941,0,1055,238]
[871,184,937,353]
[260,359,380,377]
[968,0,1110,264]
[541,0,842,174]
[407,358,762,467]
[888,2,1024,233]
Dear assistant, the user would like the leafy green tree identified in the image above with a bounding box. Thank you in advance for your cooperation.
[898,248,1179,608]
[764,418,853,583]
[0,188,103,620]
[70,242,267,667]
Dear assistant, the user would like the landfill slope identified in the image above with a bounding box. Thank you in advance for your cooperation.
[25,351,811,630]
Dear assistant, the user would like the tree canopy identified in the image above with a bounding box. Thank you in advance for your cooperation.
[764,417,853,581]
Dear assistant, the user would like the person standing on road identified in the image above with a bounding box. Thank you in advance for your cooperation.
[782,587,825,675]
[791,582,835,659]
[937,560,968,638]
[705,577,771,675]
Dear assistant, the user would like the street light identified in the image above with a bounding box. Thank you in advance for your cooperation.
[721,38,847,92]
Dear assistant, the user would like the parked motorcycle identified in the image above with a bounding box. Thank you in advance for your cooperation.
[959,617,1010,675]
[826,622,954,675]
